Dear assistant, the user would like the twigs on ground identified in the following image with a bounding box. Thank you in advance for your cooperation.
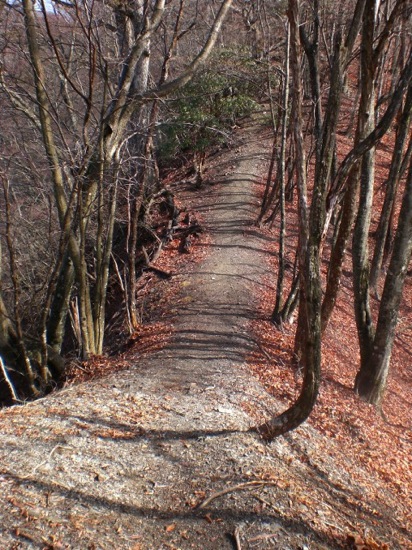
[0,356,18,402]
[21,444,72,480]
[234,526,242,550]
[197,480,278,509]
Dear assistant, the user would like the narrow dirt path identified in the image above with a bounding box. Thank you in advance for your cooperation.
[127,125,276,426]
[0,125,408,549]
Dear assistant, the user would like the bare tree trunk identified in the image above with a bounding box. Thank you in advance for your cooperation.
[94,179,118,354]
[355,155,412,404]
[319,2,377,334]
[321,163,361,332]
[22,0,96,358]
[369,86,412,291]
[47,254,74,353]
[1,180,38,396]
[352,0,379,366]
[257,52,284,224]
[0,225,20,403]
[127,1,183,330]
[299,0,322,154]
[272,22,290,320]
[258,0,376,438]
[322,49,412,333]
[258,0,321,439]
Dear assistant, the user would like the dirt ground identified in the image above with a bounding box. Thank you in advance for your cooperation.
[0,124,410,550]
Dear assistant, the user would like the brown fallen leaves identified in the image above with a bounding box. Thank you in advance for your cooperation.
[346,533,389,550]
[247,126,412,548]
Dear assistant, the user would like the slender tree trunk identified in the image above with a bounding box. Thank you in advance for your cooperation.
[258,0,321,439]
[0,232,19,402]
[258,138,279,224]
[1,180,38,396]
[322,48,412,332]
[299,0,322,155]
[273,22,290,320]
[352,0,377,366]
[321,163,361,332]
[257,49,288,224]
[47,254,75,352]
[23,0,97,358]
[355,155,412,404]
[0,243,15,353]
[369,85,412,291]
[94,177,118,354]
[311,0,367,333]
[278,272,300,325]
[78,203,96,359]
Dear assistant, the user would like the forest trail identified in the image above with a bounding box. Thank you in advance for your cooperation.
[127,123,276,422]
[0,124,409,550]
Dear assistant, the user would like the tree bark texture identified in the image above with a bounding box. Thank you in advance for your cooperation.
[355,154,412,404]
[352,0,378,367]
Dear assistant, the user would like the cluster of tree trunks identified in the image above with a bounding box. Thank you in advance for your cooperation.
[0,0,233,402]
[257,0,412,439]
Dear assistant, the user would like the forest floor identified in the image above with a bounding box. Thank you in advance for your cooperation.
[0,119,411,550]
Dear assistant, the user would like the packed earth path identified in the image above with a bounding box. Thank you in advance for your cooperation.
[0,124,410,550]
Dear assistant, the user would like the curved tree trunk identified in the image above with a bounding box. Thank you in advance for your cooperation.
[257,0,321,440]
[258,0,371,438]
